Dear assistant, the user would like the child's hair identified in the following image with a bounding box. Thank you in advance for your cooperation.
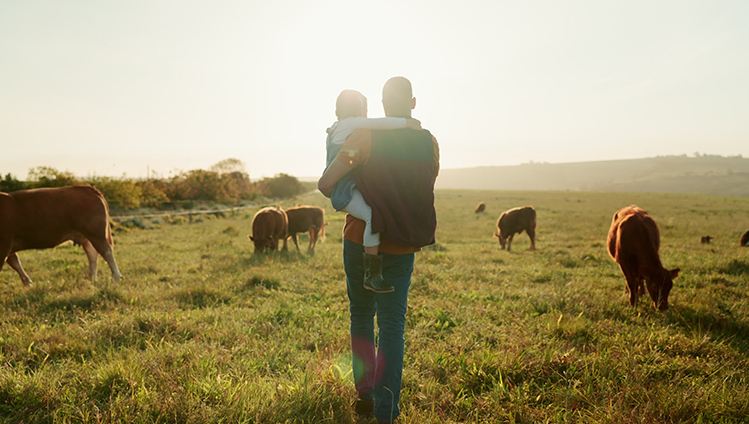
[335,89,367,120]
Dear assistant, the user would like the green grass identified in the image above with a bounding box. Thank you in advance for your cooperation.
[1,190,749,423]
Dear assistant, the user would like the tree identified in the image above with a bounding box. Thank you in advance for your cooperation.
[27,166,79,188]
[210,158,247,177]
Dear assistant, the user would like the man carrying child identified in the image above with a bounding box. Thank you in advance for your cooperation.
[319,76,439,424]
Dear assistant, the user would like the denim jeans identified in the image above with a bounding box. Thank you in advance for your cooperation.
[343,239,414,423]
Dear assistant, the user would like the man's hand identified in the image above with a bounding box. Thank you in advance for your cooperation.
[318,159,355,198]
[406,118,421,130]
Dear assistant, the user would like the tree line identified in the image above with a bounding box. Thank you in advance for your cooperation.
[0,159,315,210]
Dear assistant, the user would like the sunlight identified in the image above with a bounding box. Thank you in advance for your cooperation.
[277,1,446,118]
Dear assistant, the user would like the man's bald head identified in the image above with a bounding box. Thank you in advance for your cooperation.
[382,76,416,117]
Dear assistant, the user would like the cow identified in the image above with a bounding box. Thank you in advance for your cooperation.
[494,206,536,251]
[700,236,713,244]
[741,231,749,247]
[0,185,122,286]
[607,205,680,311]
[249,206,288,253]
[284,205,326,252]
[474,202,486,213]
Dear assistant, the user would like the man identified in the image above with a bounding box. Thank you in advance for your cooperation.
[318,76,439,424]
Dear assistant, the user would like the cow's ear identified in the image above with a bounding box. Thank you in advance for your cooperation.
[249,236,255,241]
[670,268,680,279]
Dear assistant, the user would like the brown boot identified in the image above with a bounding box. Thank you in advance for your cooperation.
[363,253,394,293]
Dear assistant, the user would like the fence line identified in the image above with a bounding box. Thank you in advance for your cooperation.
[110,204,258,222]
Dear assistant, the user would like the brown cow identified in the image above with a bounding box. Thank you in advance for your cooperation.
[474,202,486,213]
[740,231,749,247]
[0,185,122,286]
[494,206,536,251]
[284,205,326,252]
[700,236,713,244]
[249,206,288,253]
[607,205,680,311]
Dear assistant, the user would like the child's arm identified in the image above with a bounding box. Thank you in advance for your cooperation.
[332,117,421,144]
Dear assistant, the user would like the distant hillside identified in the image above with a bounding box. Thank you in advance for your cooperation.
[434,155,749,196]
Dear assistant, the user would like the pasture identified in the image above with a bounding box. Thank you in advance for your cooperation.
[1,189,749,423]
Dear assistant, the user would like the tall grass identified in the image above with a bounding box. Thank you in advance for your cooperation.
[1,190,748,423]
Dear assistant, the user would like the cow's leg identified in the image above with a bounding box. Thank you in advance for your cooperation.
[281,236,288,251]
[307,228,317,251]
[290,234,300,251]
[506,235,514,252]
[88,238,123,282]
[619,263,639,307]
[527,227,537,251]
[77,238,100,281]
[6,253,33,286]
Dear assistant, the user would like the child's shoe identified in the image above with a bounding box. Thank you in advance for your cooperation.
[363,253,394,293]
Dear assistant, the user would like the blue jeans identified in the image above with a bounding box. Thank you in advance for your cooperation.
[343,239,414,423]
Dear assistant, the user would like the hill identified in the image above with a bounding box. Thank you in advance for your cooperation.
[434,155,749,196]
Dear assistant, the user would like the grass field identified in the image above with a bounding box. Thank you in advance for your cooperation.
[2,189,749,423]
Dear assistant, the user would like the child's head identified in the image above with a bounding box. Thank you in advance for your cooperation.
[335,89,367,120]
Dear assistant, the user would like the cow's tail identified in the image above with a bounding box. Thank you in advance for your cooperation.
[88,184,115,247]
[530,209,537,230]
[106,217,114,246]
[319,222,328,243]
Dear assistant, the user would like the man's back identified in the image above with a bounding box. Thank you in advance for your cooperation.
[335,125,439,250]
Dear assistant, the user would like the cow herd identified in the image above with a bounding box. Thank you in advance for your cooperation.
[481,202,747,311]
[1,185,748,313]
[249,205,326,254]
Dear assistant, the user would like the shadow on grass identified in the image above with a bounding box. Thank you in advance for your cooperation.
[717,259,749,276]
[234,275,282,292]
[174,285,231,309]
[10,284,48,307]
[42,286,126,314]
[242,250,313,267]
[668,305,749,354]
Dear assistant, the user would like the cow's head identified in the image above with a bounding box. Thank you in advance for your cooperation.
[249,235,274,254]
[646,268,680,311]
[493,231,507,250]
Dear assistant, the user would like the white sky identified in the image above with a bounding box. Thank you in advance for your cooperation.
[1,0,747,179]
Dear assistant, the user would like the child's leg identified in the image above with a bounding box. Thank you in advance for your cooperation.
[342,189,392,293]
[341,189,380,254]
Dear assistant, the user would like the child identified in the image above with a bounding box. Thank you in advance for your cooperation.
[324,89,420,293]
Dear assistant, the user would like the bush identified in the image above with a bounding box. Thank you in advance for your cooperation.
[90,177,142,209]
[136,179,170,208]
[6,161,304,209]
[0,173,28,192]
[256,173,304,199]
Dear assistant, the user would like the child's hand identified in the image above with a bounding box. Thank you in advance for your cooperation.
[406,118,422,130]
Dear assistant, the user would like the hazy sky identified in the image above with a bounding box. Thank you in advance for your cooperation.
[1,0,747,179]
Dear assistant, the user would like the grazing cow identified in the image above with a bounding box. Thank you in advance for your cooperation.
[474,202,486,213]
[700,236,713,244]
[284,205,326,252]
[493,206,536,251]
[741,231,749,247]
[607,205,680,311]
[249,206,288,253]
[0,185,122,286]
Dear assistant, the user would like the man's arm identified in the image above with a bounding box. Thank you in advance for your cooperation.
[318,158,355,198]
